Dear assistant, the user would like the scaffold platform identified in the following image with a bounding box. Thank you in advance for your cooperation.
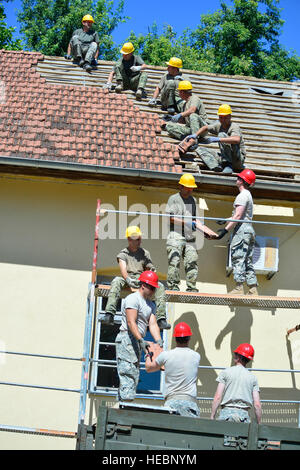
[95,284,300,309]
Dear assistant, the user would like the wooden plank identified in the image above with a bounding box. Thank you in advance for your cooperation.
[95,284,300,308]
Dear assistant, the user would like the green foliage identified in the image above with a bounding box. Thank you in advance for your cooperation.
[0,0,22,49]
[17,0,128,58]
[126,0,300,82]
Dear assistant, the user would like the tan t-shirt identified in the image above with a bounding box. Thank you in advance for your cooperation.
[217,365,260,409]
[117,247,155,275]
[207,120,246,157]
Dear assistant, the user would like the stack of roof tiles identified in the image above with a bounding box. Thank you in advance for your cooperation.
[0,50,179,173]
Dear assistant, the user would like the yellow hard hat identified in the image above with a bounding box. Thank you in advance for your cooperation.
[179,173,197,188]
[126,226,142,239]
[178,80,193,91]
[166,57,183,68]
[217,104,232,115]
[120,42,134,54]
[82,14,94,23]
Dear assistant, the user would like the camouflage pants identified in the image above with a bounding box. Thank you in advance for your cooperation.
[114,67,148,91]
[218,407,250,423]
[105,276,167,320]
[160,81,182,109]
[166,236,198,290]
[166,113,208,140]
[195,132,245,171]
[70,36,98,63]
[115,331,141,401]
[231,227,257,285]
[165,399,200,418]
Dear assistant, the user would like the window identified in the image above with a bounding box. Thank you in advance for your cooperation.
[89,296,165,398]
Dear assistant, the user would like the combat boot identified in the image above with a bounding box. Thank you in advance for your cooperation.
[101,313,114,325]
[135,88,144,100]
[247,285,258,295]
[157,319,171,330]
[228,283,244,295]
[115,81,123,93]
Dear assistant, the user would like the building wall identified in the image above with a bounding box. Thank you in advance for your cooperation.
[0,173,299,449]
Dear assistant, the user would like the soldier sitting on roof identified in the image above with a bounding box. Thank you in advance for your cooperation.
[164,80,209,142]
[101,226,171,330]
[65,15,99,72]
[103,42,148,101]
[148,57,190,114]
[186,104,246,174]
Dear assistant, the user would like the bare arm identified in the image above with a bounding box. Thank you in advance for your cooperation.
[118,259,129,280]
[181,105,197,119]
[126,308,142,341]
[211,382,225,419]
[148,313,162,344]
[252,390,262,424]
[219,135,241,145]
[225,204,245,232]
[195,124,209,138]
[145,357,161,373]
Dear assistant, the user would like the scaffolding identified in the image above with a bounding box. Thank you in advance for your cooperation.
[1,198,300,446]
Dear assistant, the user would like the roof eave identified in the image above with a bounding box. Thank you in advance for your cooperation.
[0,156,300,200]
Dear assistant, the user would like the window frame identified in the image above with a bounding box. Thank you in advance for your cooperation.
[89,296,167,399]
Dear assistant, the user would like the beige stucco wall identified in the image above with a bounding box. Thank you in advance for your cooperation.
[0,173,299,449]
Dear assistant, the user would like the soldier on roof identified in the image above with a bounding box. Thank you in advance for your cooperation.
[164,81,209,142]
[65,15,99,72]
[103,42,148,100]
[148,57,190,114]
[186,104,246,174]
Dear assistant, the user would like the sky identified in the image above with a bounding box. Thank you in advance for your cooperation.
[3,0,300,56]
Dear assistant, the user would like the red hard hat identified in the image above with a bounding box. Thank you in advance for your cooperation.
[238,169,256,186]
[234,343,254,360]
[138,271,159,288]
[173,322,193,337]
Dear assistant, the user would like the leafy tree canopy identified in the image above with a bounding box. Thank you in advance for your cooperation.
[127,0,300,81]
[0,0,22,49]
[17,0,128,59]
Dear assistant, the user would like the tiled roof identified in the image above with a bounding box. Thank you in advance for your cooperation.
[0,50,179,173]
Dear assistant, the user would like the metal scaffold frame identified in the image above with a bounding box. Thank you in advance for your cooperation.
[1,198,300,444]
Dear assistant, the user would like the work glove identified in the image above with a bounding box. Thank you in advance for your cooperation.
[125,276,140,288]
[216,219,226,225]
[130,65,142,72]
[156,338,164,348]
[217,228,228,240]
[148,98,157,107]
[138,338,151,354]
[202,137,220,144]
[174,75,182,80]
[171,113,182,122]
[186,133,197,141]
[102,81,112,90]
[64,54,72,60]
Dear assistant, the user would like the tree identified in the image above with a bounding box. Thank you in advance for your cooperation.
[126,0,300,81]
[0,0,22,50]
[17,0,128,58]
[186,0,300,80]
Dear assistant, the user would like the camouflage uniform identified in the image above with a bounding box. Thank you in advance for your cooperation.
[230,189,257,286]
[196,121,246,171]
[116,291,156,401]
[218,407,250,423]
[166,95,208,140]
[114,55,148,91]
[70,28,99,63]
[157,72,190,110]
[231,225,257,286]
[105,247,167,321]
[165,398,200,418]
[166,192,199,291]
[115,331,141,401]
